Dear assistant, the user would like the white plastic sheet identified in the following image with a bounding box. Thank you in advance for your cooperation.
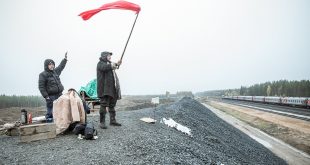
[161,118,192,137]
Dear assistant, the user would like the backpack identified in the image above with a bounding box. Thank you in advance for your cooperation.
[72,123,86,135]
[84,123,97,140]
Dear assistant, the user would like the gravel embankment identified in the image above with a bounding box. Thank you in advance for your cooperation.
[0,97,287,165]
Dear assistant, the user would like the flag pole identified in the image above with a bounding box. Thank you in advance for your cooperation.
[118,13,139,68]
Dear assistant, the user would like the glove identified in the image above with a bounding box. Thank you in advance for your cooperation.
[111,63,118,70]
[117,60,122,66]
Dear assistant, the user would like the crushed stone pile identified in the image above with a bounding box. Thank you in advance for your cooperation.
[0,97,286,165]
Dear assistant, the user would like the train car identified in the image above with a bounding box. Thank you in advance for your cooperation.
[235,96,253,101]
[253,96,265,102]
[232,96,238,100]
[244,96,253,101]
[281,97,307,107]
[222,96,231,99]
[264,96,281,104]
[222,95,309,108]
[237,96,246,100]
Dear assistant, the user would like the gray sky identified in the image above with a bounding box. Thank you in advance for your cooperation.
[0,0,309,96]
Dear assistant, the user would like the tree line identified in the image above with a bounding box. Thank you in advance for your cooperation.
[0,95,45,109]
[239,80,310,97]
[197,80,310,97]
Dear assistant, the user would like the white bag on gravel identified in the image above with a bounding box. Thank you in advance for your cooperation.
[161,118,192,137]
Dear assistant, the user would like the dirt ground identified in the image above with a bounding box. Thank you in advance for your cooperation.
[0,96,175,126]
[203,100,310,155]
[0,107,46,125]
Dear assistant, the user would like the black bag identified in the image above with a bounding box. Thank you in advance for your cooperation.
[72,123,86,135]
[84,123,97,140]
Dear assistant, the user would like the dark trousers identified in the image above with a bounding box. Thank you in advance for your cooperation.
[99,96,117,114]
[45,94,61,120]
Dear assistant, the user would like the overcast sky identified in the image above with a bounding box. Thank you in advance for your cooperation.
[0,0,309,96]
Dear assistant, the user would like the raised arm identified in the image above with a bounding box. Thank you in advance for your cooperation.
[55,58,67,75]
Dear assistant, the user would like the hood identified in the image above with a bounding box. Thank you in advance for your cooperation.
[44,59,55,71]
[99,51,112,62]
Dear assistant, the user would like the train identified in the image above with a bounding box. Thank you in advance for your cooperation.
[222,96,310,108]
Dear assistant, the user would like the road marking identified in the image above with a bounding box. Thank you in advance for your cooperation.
[233,103,310,120]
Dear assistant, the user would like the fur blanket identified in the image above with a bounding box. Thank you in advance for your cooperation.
[53,91,86,134]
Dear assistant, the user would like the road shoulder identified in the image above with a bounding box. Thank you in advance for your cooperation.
[203,103,310,165]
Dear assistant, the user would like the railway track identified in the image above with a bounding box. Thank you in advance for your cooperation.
[213,98,310,121]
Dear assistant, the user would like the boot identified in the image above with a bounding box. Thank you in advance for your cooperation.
[99,113,107,129]
[110,111,121,126]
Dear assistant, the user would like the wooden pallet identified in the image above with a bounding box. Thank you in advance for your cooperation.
[6,128,19,136]
[19,123,56,143]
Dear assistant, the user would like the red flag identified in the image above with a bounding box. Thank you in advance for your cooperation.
[79,0,141,21]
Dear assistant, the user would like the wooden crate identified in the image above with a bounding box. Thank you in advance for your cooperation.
[6,128,19,136]
[19,123,56,143]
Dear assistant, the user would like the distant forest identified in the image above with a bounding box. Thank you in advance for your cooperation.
[196,80,310,97]
[0,95,45,109]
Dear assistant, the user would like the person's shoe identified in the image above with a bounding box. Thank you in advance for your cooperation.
[99,122,107,129]
[46,118,53,123]
[109,111,121,126]
[110,121,122,126]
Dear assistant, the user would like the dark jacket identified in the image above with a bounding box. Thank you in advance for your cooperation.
[38,58,67,98]
[97,55,117,98]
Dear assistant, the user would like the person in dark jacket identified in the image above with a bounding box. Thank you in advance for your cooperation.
[38,52,68,122]
[97,51,122,129]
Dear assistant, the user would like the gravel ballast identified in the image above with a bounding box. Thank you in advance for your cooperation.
[0,97,287,164]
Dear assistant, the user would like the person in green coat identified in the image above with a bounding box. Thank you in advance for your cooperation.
[97,51,122,129]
